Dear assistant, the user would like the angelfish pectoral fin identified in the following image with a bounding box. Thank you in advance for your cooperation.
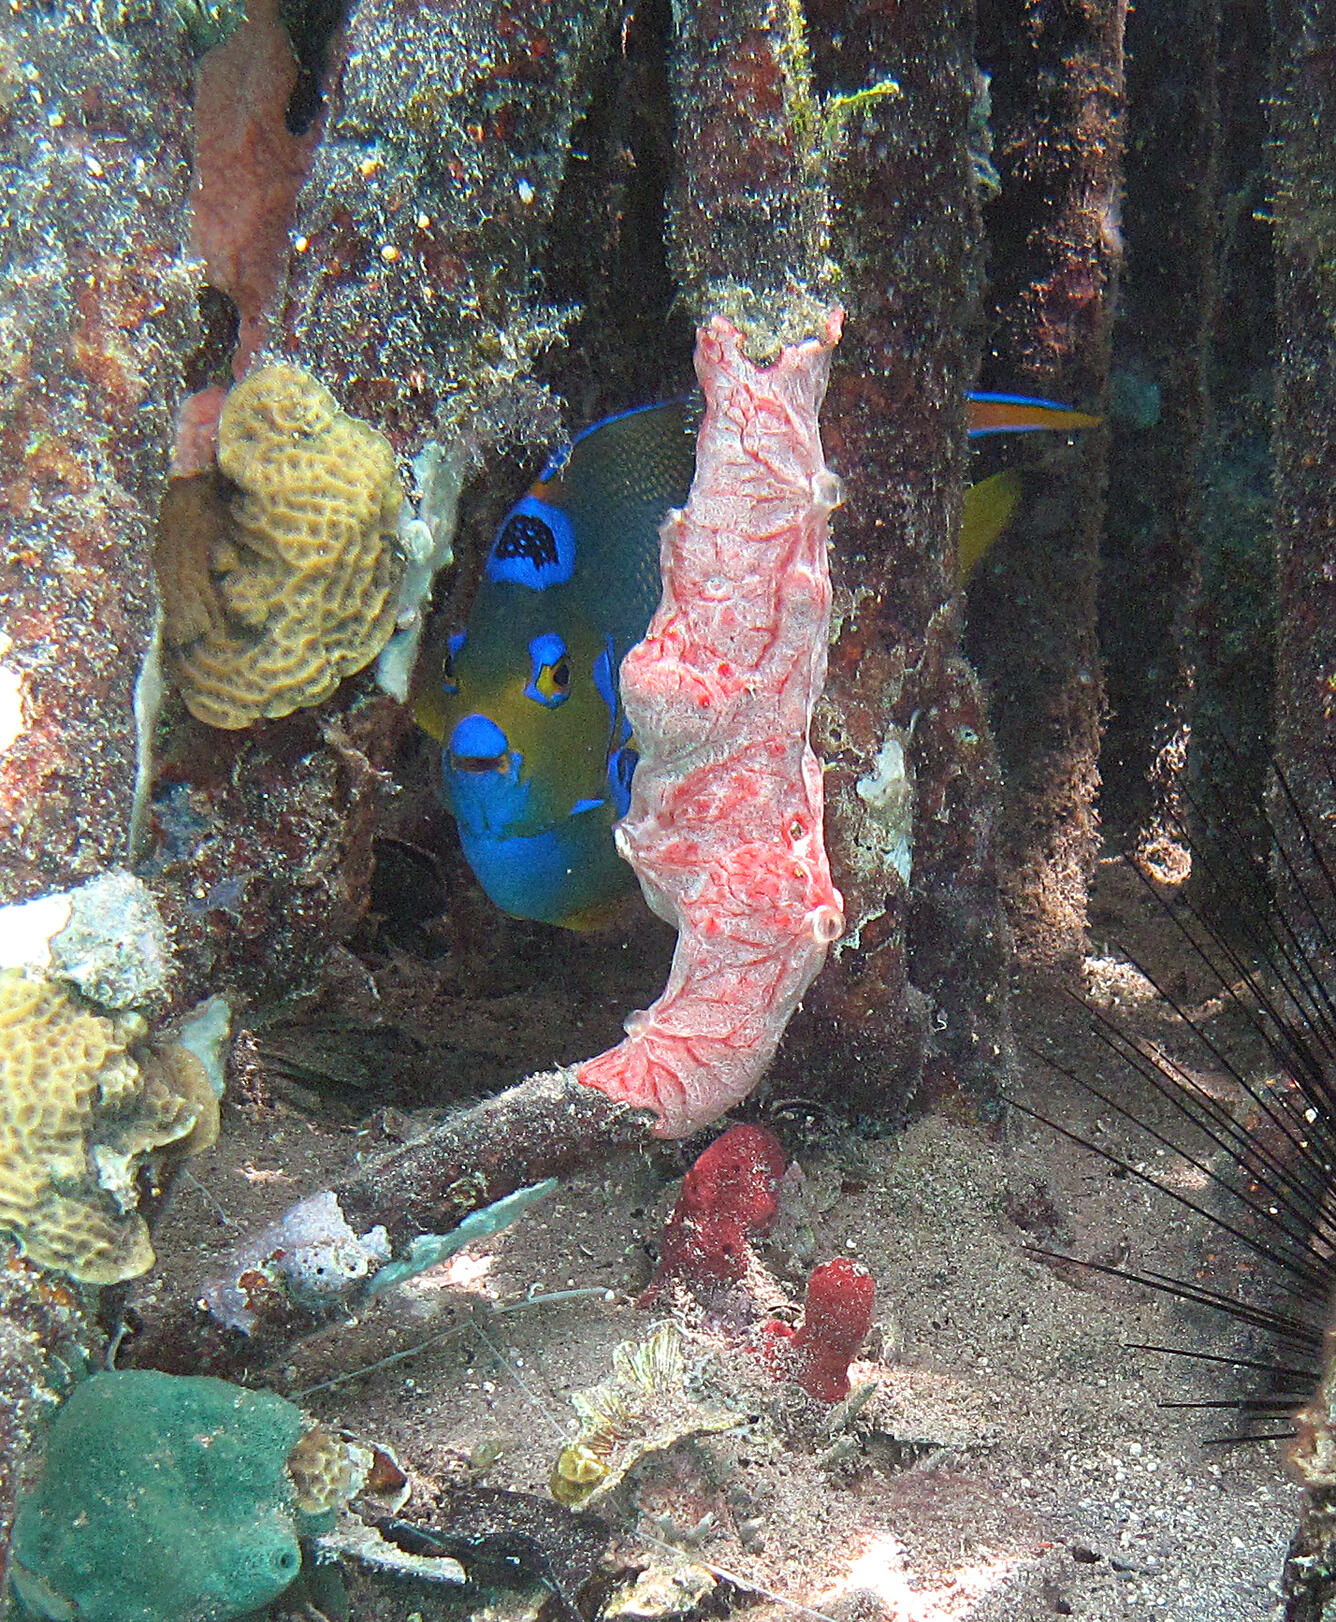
[608,741,638,819]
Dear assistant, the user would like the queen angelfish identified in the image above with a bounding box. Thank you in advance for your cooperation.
[424,403,696,930]
[421,391,1097,930]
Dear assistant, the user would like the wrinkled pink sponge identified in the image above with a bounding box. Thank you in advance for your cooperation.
[648,1123,788,1295]
[190,0,321,376]
[576,312,846,1138]
[171,385,227,477]
[764,1257,876,1403]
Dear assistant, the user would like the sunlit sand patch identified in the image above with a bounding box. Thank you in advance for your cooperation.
[820,1534,1021,1619]
[412,1249,495,1293]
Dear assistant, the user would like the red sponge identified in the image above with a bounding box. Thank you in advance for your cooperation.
[764,1257,876,1402]
[647,1124,787,1294]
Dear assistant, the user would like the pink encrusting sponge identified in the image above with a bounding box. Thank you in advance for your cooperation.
[576,313,846,1138]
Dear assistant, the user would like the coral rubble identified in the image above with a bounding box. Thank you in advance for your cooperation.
[156,364,405,728]
[285,1422,374,1519]
[200,1189,390,1334]
[46,870,171,1011]
[0,968,217,1284]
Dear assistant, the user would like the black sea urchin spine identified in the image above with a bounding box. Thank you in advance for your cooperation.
[1019,753,1336,1442]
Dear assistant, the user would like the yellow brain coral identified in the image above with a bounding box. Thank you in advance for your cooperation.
[0,969,219,1284]
[157,364,405,728]
[286,1423,374,1518]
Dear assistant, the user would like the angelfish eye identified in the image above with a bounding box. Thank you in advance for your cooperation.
[532,663,570,704]
[525,632,571,708]
[441,630,466,696]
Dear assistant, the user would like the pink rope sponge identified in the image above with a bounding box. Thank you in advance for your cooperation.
[576,312,847,1138]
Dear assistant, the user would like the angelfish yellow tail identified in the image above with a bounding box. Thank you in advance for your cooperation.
[958,469,1024,585]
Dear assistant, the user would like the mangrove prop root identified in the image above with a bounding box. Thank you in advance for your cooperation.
[0,0,194,907]
[1097,0,1218,850]
[969,0,1126,973]
[1282,1485,1336,1621]
[1272,0,1336,1603]
[780,0,1015,1119]
[1270,0,1336,906]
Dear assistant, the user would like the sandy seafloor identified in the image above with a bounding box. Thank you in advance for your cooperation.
[137,857,1304,1622]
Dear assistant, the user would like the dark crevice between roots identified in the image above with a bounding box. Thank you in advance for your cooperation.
[183,286,241,394]
[539,0,693,421]
[278,0,350,134]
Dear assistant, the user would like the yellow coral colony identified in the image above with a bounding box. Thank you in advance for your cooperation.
[286,1424,374,1518]
[0,968,219,1285]
[157,365,405,728]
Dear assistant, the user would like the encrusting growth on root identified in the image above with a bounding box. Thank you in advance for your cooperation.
[577,313,846,1138]
[125,1068,651,1378]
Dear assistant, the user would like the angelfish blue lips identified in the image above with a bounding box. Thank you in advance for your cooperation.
[445,713,531,837]
[448,713,510,773]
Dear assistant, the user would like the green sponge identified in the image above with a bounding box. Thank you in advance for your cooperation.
[9,1370,308,1622]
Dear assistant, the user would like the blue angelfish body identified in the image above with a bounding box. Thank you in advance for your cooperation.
[423,391,1097,930]
[426,402,695,929]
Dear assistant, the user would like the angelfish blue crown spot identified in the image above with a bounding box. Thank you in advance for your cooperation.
[485,497,576,589]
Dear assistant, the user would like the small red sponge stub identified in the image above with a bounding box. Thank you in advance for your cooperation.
[648,1123,788,1294]
[764,1256,876,1402]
